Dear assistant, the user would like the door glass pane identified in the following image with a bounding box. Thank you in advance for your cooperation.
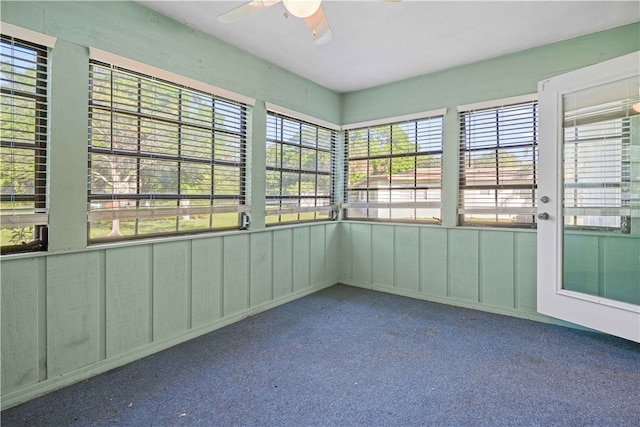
[562,76,640,305]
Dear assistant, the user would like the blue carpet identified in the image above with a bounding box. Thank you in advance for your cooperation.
[3,284,639,426]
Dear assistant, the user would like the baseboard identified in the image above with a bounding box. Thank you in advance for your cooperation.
[339,280,557,325]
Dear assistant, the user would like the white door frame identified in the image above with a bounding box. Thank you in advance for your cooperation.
[537,51,640,343]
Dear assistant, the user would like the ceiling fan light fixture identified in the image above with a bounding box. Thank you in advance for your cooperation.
[283,0,321,18]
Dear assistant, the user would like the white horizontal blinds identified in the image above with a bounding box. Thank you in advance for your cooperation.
[345,115,444,222]
[563,76,638,233]
[265,111,335,225]
[0,34,48,251]
[459,100,538,227]
[88,61,248,242]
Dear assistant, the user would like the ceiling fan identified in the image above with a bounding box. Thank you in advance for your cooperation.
[218,0,333,45]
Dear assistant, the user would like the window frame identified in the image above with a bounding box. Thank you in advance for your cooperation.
[343,112,445,223]
[87,59,250,243]
[265,110,337,226]
[0,32,52,255]
[458,97,539,228]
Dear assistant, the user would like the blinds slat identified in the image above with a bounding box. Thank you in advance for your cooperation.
[1,213,48,226]
[266,205,336,216]
[88,204,250,222]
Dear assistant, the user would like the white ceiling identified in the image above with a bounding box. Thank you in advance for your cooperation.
[137,1,640,93]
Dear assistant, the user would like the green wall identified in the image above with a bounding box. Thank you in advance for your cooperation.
[1,0,342,409]
[340,22,640,307]
[1,0,638,410]
[339,224,537,318]
[1,225,340,409]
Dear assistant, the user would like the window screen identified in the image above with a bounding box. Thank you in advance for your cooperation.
[459,100,538,227]
[344,115,444,222]
[88,61,248,242]
[1,34,48,254]
[265,111,336,225]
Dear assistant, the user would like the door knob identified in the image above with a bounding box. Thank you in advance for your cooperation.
[540,196,549,203]
[537,212,549,220]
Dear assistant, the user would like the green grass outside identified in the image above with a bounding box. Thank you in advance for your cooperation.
[89,212,240,241]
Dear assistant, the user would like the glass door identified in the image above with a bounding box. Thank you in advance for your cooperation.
[537,52,640,343]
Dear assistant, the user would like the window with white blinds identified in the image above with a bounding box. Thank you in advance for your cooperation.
[88,61,248,242]
[459,99,538,227]
[344,115,444,222]
[562,76,638,233]
[265,111,336,225]
[1,34,49,254]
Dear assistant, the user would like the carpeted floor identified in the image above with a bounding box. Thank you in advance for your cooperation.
[3,284,639,426]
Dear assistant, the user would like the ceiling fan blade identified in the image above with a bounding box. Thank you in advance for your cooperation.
[218,0,282,24]
[304,5,332,45]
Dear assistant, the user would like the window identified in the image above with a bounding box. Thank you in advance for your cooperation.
[1,34,49,254]
[344,114,444,222]
[562,76,636,233]
[265,111,336,225]
[458,99,538,227]
[88,60,248,242]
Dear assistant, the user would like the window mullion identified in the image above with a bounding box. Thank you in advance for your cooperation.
[176,90,183,232]
[210,97,215,229]
[135,75,142,236]
[297,121,302,222]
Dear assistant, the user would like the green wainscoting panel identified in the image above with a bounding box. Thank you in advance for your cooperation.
[272,229,294,299]
[191,237,223,327]
[340,226,542,322]
[563,234,599,295]
[602,236,640,305]
[338,223,353,281]
[1,225,338,410]
[293,227,311,291]
[395,227,420,293]
[105,246,150,357]
[223,234,250,316]
[420,228,448,297]
[515,232,537,312]
[310,226,326,286]
[46,252,102,377]
[480,231,515,309]
[351,223,372,285]
[1,258,42,393]
[152,242,190,340]
[250,232,274,306]
[372,225,394,287]
[562,234,639,305]
[448,229,480,302]
[325,223,339,283]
